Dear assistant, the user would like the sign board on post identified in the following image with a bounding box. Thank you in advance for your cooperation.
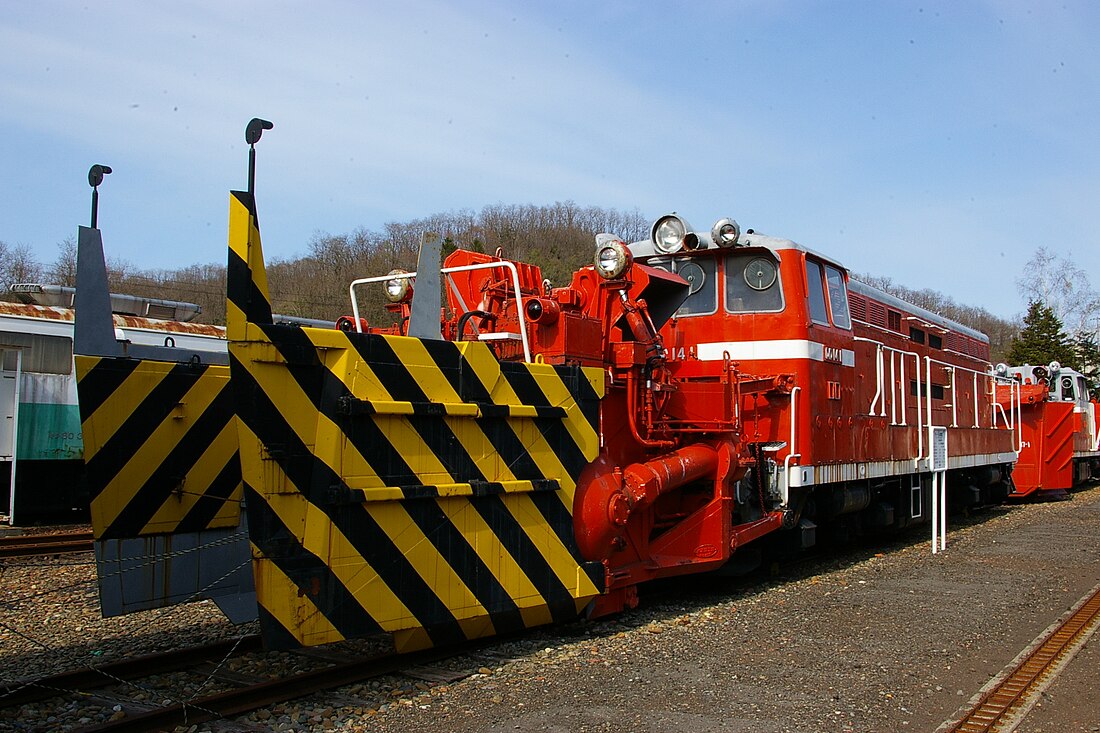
[932,426,948,471]
[931,426,948,553]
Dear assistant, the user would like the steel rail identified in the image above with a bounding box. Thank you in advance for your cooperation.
[1,635,263,708]
[0,531,94,558]
[945,584,1100,732]
[72,639,500,733]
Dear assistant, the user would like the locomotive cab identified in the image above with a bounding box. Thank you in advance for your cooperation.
[625,215,859,522]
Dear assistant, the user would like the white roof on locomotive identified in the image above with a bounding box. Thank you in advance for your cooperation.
[847,279,989,344]
[627,218,988,346]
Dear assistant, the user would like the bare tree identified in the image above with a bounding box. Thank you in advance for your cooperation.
[0,240,44,290]
[1016,246,1100,335]
[854,271,1021,363]
[51,236,78,287]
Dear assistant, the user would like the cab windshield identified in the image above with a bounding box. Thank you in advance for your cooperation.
[726,252,784,313]
[647,256,717,316]
[647,251,786,317]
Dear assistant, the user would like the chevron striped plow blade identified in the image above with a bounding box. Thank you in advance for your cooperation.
[73,212,254,622]
[226,191,606,651]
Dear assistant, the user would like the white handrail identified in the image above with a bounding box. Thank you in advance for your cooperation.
[948,366,957,427]
[925,356,934,465]
[889,349,897,425]
[852,336,922,463]
[972,372,979,428]
[348,260,533,363]
[923,355,994,433]
[990,374,1022,455]
[783,386,801,505]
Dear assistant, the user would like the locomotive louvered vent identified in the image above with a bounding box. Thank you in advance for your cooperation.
[947,333,962,352]
[849,293,867,322]
[867,301,887,328]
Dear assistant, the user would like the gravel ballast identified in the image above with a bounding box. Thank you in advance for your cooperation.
[3,486,1099,732]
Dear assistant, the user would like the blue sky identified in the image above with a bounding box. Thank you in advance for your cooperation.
[2,1,1097,320]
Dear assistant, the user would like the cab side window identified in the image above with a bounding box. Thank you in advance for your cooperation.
[824,265,852,330]
[805,260,830,325]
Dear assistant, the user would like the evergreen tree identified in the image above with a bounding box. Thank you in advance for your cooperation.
[1074,331,1100,392]
[1006,300,1077,369]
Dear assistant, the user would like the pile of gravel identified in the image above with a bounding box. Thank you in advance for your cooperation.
[3,486,1099,732]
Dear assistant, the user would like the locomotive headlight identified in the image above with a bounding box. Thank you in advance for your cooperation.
[712,217,741,248]
[652,215,689,254]
[594,234,632,280]
[382,269,412,303]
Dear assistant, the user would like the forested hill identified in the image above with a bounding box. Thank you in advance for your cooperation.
[852,274,1018,363]
[2,204,1018,361]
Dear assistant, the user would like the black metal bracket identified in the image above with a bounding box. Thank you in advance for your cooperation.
[87,164,112,228]
[245,118,273,196]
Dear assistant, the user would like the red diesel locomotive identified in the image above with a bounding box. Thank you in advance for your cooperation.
[572,214,1019,613]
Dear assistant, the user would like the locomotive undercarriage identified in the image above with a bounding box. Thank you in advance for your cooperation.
[766,464,1012,552]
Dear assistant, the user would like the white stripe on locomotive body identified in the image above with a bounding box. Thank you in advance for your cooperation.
[781,452,1019,489]
[696,339,856,367]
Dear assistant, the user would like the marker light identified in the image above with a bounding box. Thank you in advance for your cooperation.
[712,218,741,247]
[383,269,412,303]
[594,233,632,280]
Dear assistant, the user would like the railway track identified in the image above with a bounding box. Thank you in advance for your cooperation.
[3,627,499,733]
[71,639,499,733]
[0,635,263,708]
[0,530,94,558]
[943,582,1100,732]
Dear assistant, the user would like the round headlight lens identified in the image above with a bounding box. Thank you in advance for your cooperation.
[383,269,411,303]
[594,235,632,280]
[653,216,687,254]
[712,217,741,247]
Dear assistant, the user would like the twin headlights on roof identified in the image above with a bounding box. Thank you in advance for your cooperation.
[383,214,745,294]
[651,214,742,254]
[596,214,744,280]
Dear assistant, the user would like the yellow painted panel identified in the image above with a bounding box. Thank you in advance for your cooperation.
[141,416,240,532]
[368,501,485,616]
[251,542,344,647]
[91,368,226,527]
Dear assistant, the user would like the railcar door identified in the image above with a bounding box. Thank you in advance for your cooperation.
[1,348,19,517]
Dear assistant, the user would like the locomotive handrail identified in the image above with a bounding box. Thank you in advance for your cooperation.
[991,374,1023,455]
[923,356,991,431]
[782,385,801,505]
[348,260,533,363]
[858,338,885,417]
[854,337,919,425]
[853,337,923,464]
